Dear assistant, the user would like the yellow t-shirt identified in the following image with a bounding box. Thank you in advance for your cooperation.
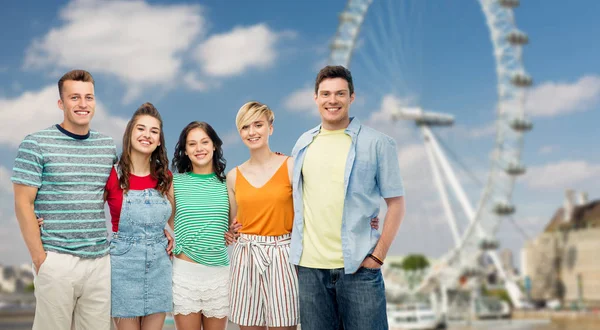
[299,128,351,268]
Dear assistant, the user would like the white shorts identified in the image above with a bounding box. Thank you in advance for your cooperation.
[229,233,299,327]
[172,257,229,318]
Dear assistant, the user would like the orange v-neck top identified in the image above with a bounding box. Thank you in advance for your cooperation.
[235,158,294,236]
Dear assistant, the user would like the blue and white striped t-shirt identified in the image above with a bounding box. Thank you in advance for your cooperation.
[11,125,117,258]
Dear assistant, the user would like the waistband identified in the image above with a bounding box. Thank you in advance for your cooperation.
[112,232,166,242]
[237,233,291,246]
[235,234,290,272]
[172,257,229,275]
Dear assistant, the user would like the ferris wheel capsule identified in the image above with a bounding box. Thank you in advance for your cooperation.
[478,237,500,250]
[493,201,516,215]
[506,30,529,45]
[339,12,363,25]
[498,0,520,8]
[511,72,533,87]
[504,161,526,176]
[331,39,353,51]
[509,118,533,132]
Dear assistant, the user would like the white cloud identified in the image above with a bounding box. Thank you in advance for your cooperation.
[24,0,204,101]
[398,143,428,175]
[183,73,209,92]
[0,85,128,148]
[364,94,418,144]
[194,24,293,77]
[524,160,600,190]
[538,145,557,155]
[283,86,317,115]
[441,123,496,141]
[391,143,459,257]
[525,75,600,117]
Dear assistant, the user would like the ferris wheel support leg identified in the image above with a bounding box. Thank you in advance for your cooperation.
[421,126,462,248]
[423,126,526,308]
[421,126,476,222]
[440,283,449,321]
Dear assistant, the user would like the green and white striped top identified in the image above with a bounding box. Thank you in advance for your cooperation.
[173,172,229,266]
[11,125,117,258]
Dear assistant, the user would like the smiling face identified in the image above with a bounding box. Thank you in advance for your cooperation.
[185,127,215,172]
[239,114,273,150]
[315,77,355,130]
[130,115,161,156]
[58,80,96,133]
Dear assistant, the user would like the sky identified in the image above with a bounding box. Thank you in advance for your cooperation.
[0,0,599,266]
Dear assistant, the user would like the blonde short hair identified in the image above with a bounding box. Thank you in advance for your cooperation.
[235,101,274,131]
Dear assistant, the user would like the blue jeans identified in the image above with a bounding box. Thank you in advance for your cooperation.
[298,266,388,330]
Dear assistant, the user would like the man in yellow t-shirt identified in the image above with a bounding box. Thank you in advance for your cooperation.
[291,65,406,330]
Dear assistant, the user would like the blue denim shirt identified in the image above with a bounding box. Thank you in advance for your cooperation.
[290,118,404,274]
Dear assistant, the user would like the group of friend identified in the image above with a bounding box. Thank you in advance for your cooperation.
[12,65,406,330]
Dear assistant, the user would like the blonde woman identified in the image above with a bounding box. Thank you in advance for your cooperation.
[226,101,298,330]
[225,101,379,330]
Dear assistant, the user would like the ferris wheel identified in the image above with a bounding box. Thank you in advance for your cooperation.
[329,0,533,308]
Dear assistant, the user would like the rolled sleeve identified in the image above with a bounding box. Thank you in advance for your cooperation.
[376,136,404,198]
[11,136,43,188]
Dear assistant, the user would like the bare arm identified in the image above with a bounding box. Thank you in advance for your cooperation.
[167,183,175,231]
[225,169,241,245]
[361,196,405,268]
[373,196,405,258]
[13,183,45,271]
[226,168,238,226]
[164,182,175,255]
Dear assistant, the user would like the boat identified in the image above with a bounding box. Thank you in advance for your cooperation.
[474,296,511,319]
[387,302,446,330]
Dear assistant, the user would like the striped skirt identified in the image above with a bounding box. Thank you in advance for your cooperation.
[229,233,299,327]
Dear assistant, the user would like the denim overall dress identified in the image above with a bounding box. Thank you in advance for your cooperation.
[110,171,173,318]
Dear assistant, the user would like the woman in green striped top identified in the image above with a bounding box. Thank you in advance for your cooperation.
[169,121,231,330]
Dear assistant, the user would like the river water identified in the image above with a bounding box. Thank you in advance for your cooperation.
[446,319,598,330]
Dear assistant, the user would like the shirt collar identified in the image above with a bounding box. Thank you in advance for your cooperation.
[308,117,362,137]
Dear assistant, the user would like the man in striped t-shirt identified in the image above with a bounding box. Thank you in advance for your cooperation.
[12,70,116,330]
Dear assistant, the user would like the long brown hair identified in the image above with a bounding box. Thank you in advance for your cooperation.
[119,102,171,195]
[171,121,227,182]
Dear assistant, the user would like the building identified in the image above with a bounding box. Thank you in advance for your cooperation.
[521,190,600,308]
[0,264,33,293]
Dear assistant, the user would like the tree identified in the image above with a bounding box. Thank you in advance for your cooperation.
[24,283,35,293]
[400,254,430,271]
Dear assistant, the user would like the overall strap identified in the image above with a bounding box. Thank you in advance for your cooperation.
[114,164,126,190]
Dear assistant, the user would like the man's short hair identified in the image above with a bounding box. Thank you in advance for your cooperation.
[314,65,354,95]
[58,70,95,98]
